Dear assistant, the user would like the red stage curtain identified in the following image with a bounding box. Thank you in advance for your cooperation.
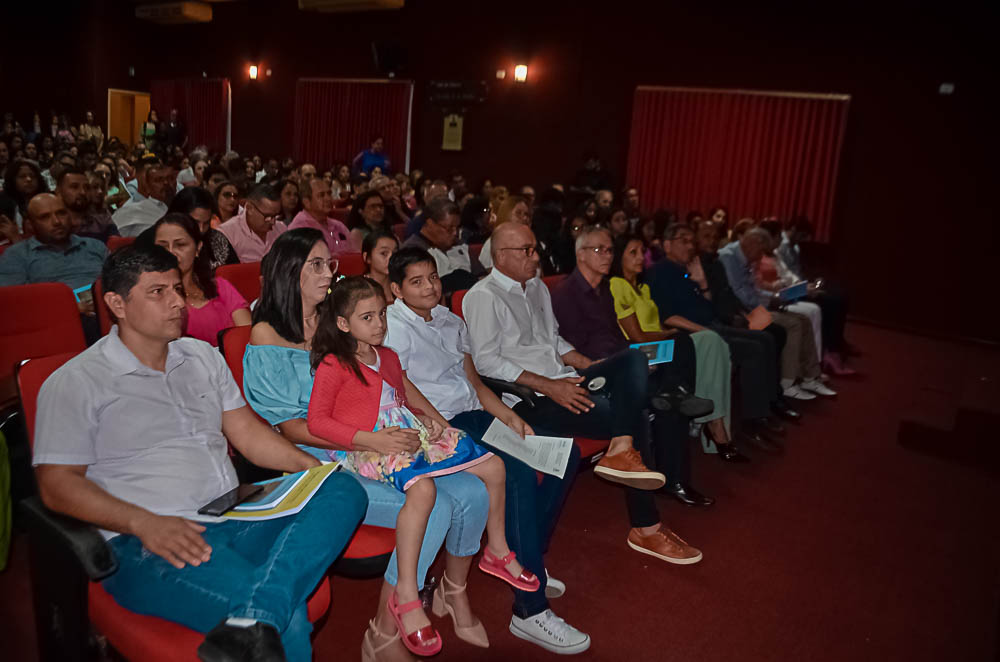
[150,78,230,153]
[626,87,849,241]
[293,79,412,173]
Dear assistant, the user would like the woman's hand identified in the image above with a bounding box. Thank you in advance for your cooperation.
[356,427,420,455]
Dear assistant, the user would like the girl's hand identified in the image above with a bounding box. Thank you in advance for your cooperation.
[502,414,534,439]
[361,427,420,455]
[417,415,444,442]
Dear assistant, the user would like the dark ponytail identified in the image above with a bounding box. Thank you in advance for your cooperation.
[310,276,386,384]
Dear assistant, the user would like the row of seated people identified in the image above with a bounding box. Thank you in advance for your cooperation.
[21,205,859,661]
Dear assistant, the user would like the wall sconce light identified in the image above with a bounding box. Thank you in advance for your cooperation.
[249,65,258,80]
[496,69,506,80]
[513,64,528,83]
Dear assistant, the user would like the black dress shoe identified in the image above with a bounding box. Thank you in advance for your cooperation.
[757,416,786,436]
[198,620,286,662]
[660,482,716,507]
[738,429,783,454]
[772,400,802,422]
[716,442,750,463]
[651,386,715,418]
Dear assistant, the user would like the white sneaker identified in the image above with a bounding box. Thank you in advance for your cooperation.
[510,609,591,655]
[801,379,837,397]
[545,570,565,599]
[783,384,817,401]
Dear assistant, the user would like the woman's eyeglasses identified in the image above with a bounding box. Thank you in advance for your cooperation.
[220,191,236,199]
[306,257,339,275]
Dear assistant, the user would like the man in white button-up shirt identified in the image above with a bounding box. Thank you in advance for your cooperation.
[464,223,703,568]
[32,243,368,662]
[383,247,591,655]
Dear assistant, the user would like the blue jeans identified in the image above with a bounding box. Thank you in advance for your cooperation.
[450,410,582,618]
[298,446,490,587]
[102,472,368,662]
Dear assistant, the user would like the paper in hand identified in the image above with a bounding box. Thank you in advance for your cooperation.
[481,418,574,479]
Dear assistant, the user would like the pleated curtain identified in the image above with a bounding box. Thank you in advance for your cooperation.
[149,78,231,153]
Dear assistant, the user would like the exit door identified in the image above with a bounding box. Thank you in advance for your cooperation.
[107,88,151,147]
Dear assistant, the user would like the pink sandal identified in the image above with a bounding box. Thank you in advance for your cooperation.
[387,591,442,656]
[477,548,541,591]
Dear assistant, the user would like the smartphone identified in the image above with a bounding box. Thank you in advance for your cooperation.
[197,484,264,517]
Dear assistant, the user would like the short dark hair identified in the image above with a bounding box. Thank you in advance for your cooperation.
[663,223,693,242]
[169,185,219,218]
[361,229,398,260]
[252,228,326,344]
[346,190,385,231]
[203,163,228,182]
[246,182,279,204]
[425,197,460,223]
[136,213,218,300]
[387,246,436,286]
[101,243,179,300]
[55,167,86,187]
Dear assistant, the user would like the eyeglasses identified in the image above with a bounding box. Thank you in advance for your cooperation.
[581,245,613,255]
[220,191,236,199]
[498,246,537,257]
[248,201,280,222]
[306,257,339,275]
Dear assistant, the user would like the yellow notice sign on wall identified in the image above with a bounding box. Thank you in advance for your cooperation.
[442,114,463,151]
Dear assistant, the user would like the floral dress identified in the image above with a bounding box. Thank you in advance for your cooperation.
[326,356,492,492]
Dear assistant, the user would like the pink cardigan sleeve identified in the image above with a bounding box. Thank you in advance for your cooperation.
[307,359,359,449]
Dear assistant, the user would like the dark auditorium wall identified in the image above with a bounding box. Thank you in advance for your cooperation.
[2,1,995,342]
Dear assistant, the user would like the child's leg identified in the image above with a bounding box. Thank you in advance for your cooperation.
[463,456,526,577]
[394,478,436,637]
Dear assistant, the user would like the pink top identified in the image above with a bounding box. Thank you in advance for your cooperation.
[184,277,249,346]
[288,210,354,255]
[217,211,288,263]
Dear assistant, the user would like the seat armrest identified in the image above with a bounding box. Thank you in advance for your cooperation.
[479,377,538,409]
[20,496,118,580]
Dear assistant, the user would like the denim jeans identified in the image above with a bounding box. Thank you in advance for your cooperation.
[298,445,490,587]
[450,410,582,619]
[102,471,368,662]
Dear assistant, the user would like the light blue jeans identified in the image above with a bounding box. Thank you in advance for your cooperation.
[102,471,368,662]
[299,446,489,587]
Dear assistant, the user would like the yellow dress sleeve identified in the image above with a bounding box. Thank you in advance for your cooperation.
[609,277,638,320]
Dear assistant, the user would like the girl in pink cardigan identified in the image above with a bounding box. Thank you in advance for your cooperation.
[307,276,539,657]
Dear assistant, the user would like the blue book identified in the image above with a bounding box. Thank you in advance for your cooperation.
[778,281,808,302]
[629,339,675,365]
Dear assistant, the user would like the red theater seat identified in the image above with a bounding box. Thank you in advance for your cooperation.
[216,261,262,303]
[337,252,365,276]
[392,223,406,242]
[107,236,135,252]
[91,280,113,337]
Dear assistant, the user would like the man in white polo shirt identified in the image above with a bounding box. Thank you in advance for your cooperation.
[382,246,589,655]
[32,243,367,662]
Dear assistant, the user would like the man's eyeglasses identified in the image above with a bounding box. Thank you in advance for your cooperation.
[306,257,339,275]
[498,246,537,257]
[581,245,613,256]
[248,201,280,222]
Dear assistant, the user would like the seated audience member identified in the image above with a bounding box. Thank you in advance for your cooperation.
[607,207,629,238]
[202,164,229,194]
[623,187,641,232]
[42,151,77,192]
[80,170,120,242]
[289,178,353,254]
[383,247,590,654]
[594,189,613,210]
[608,233,749,462]
[551,226,718,498]
[330,164,352,200]
[0,196,19,246]
[717,228,836,400]
[553,212,587,274]
[217,183,287,263]
[464,222,704,565]
[167,187,239,270]
[728,218,755,245]
[346,190,388,247]
[33,242,368,662]
[773,217,856,374]
[370,175,410,227]
[241,229,489,661]
[353,136,390,176]
[404,179,449,239]
[113,158,175,237]
[56,167,116,243]
[479,195,531,270]
[459,195,491,245]
[277,178,300,225]
[401,197,479,296]
[637,217,665,267]
[214,181,240,227]
[138,214,250,346]
[0,193,106,306]
[0,158,48,232]
[298,163,317,183]
[362,230,399,302]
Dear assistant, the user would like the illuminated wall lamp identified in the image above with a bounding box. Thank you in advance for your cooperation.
[513,64,528,83]
[249,65,259,80]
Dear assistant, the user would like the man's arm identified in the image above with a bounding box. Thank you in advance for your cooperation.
[560,349,594,371]
[223,405,319,474]
[463,354,533,437]
[0,245,28,286]
[718,252,760,309]
[35,464,212,570]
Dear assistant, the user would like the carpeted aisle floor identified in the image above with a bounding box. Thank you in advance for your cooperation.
[2,324,998,661]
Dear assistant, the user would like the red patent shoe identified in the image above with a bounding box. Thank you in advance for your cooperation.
[477,548,541,591]
[387,591,442,656]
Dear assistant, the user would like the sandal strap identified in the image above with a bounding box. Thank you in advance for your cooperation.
[440,572,468,595]
[366,619,400,654]
[391,596,424,615]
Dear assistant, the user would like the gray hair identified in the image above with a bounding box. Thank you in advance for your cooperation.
[742,227,772,246]
[575,224,611,251]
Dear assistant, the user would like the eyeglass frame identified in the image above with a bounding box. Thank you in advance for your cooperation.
[497,245,538,257]
[305,257,339,275]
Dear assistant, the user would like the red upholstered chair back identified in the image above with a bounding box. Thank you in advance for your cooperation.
[91,280,114,337]
[219,325,252,398]
[338,252,366,276]
[0,283,87,407]
[451,288,469,320]
[107,236,135,253]
[216,262,262,303]
[392,223,406,242]
[542,274,567,290]
[0,244,8,257]
[469,243,483,263]
[330,207,349,222]
[16,351,79,446]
